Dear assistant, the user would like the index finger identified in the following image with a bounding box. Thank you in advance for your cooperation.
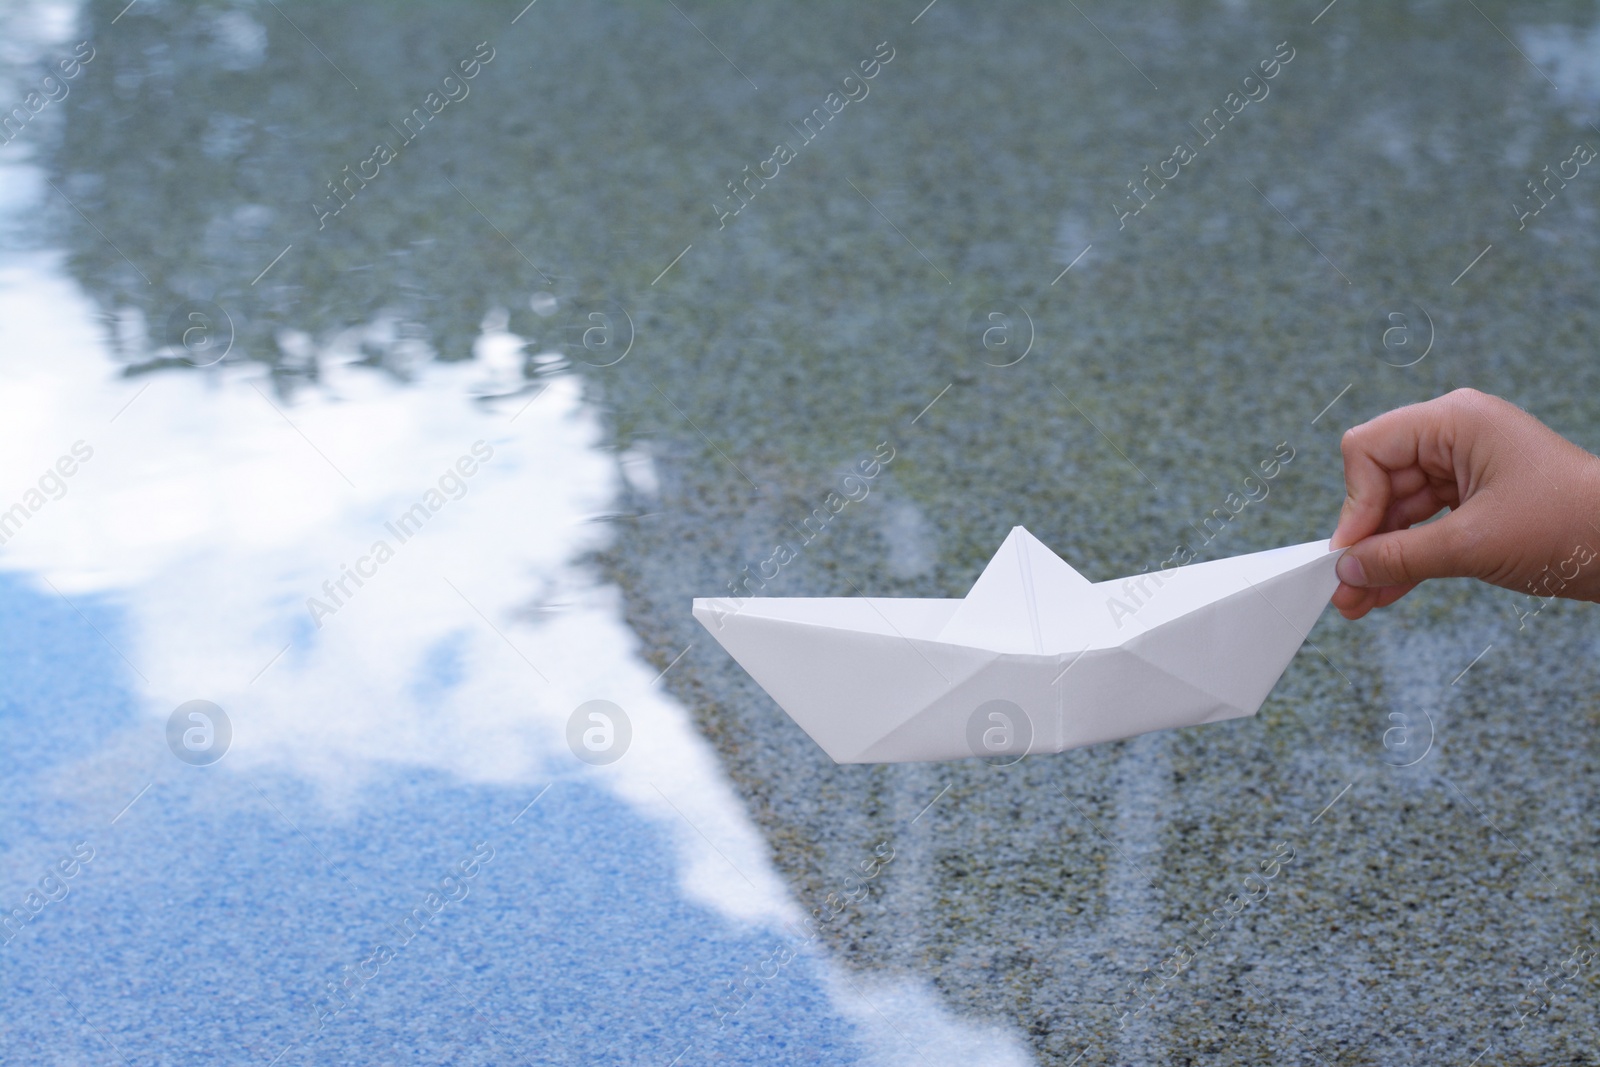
[1331,434,1399,549]
[1329,397,1455,549]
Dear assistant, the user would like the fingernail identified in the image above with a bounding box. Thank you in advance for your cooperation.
[1336,554,1366,586]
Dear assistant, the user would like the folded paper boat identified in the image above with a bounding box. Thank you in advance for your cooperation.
[693,527,1344,763]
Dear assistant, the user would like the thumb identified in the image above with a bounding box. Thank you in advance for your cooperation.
[1335,515,1469,589]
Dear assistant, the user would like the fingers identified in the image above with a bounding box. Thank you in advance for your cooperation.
[1327,388,1600,616]
[1335,511,1470,589]
[1330,396,1462,550]
[1332,579,1419,620]
[1330,439,1396,549]
[1382,484,1453,533]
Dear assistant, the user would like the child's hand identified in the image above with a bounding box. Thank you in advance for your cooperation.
[1329,388,1600,619]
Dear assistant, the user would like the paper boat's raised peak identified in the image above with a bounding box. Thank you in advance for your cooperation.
[935,526,1092,653]
[982,526,1094,593]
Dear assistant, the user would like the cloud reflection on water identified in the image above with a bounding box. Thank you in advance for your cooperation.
[0,174,1031,1062]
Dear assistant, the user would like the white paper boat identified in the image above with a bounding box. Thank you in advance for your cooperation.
[692,527,1344,763]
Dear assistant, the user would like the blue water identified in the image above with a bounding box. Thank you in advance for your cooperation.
[0,573,862,1066]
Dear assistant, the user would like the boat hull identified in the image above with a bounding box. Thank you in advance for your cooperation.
[693,538,1342,763]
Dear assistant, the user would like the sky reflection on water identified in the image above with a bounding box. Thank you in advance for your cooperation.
[0,171,1029,1062]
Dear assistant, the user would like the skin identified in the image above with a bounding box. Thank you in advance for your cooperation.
[1329,388,1600,619]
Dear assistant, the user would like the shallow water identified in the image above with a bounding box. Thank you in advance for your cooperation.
[2,1,1598,1064]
